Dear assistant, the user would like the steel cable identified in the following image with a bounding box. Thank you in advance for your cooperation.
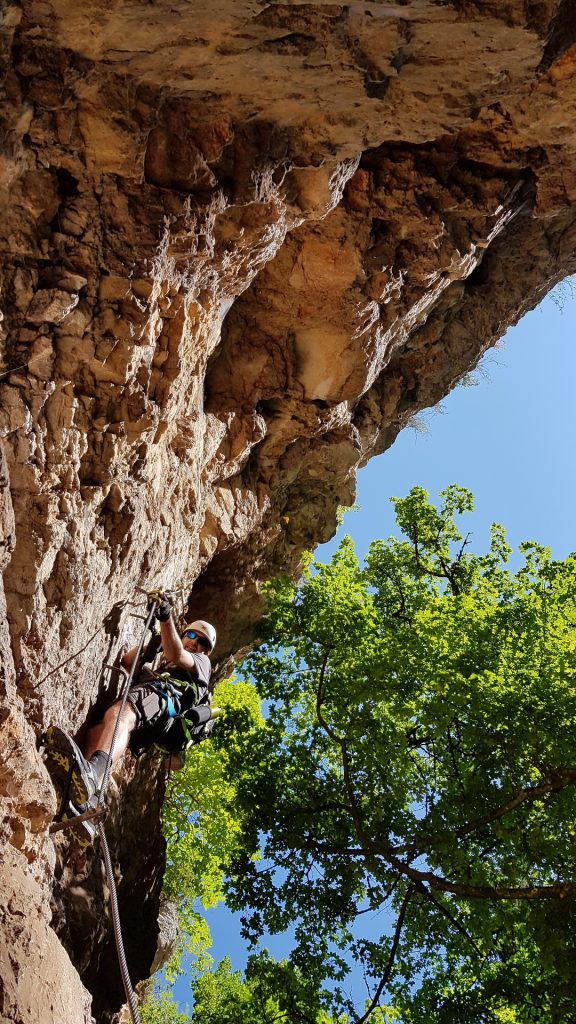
[98,820,141,1024]
[94,598,159,1024]
[96,601,159,808]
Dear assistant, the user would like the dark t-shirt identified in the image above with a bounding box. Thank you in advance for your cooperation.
[164,651,211,689]
[139,651,211,689]
[155,652,212,713]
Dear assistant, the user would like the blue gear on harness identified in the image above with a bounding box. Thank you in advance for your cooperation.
[163,690,179,718]
[147,673,189,719]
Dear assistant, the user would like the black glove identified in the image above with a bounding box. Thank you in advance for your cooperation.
[147,589,173,622]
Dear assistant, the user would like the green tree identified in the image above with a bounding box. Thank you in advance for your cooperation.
[140,989,190,1024]
[143,957,346,1024]
[189,954,352,1024]
[221,486,576,1023]
[161,677,264,962]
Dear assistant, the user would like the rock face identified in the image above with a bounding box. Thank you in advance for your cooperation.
[1,1,576,1020]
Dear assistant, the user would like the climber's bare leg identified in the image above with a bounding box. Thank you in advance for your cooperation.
[84,702,137,763]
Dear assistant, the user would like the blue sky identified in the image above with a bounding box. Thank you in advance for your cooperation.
[172,284,575,1010]
[327,286,576,568]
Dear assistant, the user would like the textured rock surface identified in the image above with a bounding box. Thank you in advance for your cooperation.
[1,1,576,1020]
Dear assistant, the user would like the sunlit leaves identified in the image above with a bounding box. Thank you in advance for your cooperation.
[161,676,265,955]
[222,486,576,1022]
[140,990,190,1024]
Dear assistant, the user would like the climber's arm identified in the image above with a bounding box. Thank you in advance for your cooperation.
[121,646,138,670]
[159,616,199,674]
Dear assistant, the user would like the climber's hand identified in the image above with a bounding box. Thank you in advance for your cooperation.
[147,588,174,622]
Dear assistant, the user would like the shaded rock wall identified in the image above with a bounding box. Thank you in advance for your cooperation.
[1,1,576,1020]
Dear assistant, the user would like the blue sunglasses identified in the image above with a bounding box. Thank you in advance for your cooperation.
[182,629,210,650]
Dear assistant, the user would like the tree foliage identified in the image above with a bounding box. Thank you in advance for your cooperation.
[141,990,190,1024]
[161,678,264,960]
[190,955,343,1024]
[143,956,347,1024]
[218,486,576,1023]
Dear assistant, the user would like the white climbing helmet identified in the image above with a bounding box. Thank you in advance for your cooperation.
[185,619,217,652]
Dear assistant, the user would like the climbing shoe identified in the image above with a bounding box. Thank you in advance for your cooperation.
[43,725,98,808]
[59,798,98,849]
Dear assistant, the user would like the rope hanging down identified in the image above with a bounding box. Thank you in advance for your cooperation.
[98,821,141,1024]
[49,597,161,1024]
[95,598,160,1024]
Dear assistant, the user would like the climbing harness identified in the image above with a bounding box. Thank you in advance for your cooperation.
[131,671,212,745]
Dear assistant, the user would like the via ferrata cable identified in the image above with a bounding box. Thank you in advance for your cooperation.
[95,599,159,809]
[94,598,159,1024]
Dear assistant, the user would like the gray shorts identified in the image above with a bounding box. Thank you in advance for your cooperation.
[126,682,186,753]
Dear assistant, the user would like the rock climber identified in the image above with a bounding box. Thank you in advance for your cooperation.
[42,591,217,845]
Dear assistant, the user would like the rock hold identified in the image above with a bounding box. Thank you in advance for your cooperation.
[25,289,80,325]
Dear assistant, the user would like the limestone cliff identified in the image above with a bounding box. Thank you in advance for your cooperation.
[1,1,576,1021]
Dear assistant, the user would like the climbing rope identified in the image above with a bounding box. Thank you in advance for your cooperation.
[92,597,159,1024]
[98,821,141,1024]
[48,598,160,1023]
[96,599,159,809]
